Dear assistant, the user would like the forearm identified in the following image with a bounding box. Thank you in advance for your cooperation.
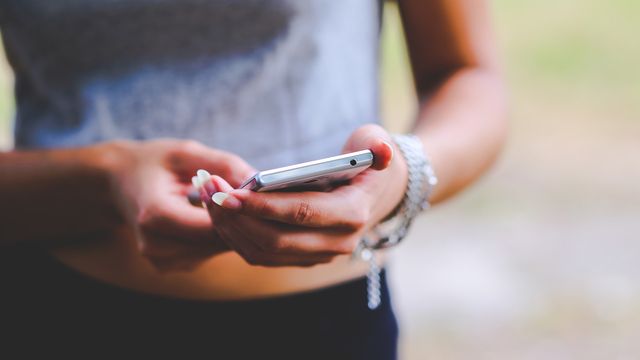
[413,66,508,204]
[0,144,124,246]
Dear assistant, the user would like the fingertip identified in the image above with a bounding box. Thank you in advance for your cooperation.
[196,169,211,186]
[371,139,394,170]
[214,192,242,210]
[191,176,201,189]
[229,167,257,189]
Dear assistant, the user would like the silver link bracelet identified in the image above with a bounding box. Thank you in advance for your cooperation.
[353,134,438,310]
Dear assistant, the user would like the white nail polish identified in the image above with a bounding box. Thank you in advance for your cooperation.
[192,176,201,189]
[211,192,229,206]
[196,169,211,186]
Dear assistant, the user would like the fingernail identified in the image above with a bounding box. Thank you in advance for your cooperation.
[196,169,211,185]
[197,169,217,195]
[382,140,394,161]
[194,173,213,206]
[211,192,242,210]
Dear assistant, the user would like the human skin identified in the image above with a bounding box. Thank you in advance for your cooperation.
[197,0,508,269]
[0,139,254,272]
[0,0,507,298]
[203,124,405,268]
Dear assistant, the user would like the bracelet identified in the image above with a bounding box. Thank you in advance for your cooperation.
[366,134,438,249]
[353,133,437,310]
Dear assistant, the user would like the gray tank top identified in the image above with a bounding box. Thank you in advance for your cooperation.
[0,0,381,169]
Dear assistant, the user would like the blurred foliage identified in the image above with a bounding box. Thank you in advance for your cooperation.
[0,38,12,149]
[493,0,640,125]
[380,2,640,359]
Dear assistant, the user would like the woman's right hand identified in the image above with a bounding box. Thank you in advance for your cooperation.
[102,139,256,272]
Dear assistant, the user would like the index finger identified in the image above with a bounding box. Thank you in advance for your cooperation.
[211,180,370,230]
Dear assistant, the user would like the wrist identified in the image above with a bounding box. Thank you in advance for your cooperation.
[379,141,409,223]
[90,140,138,181]
[83,141,140,227]
[0,144,132,245]
[367,134,438,249]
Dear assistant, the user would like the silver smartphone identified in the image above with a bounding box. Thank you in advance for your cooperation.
[240,150,374,192]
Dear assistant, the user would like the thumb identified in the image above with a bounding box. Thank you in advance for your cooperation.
[172,141,256,188]
[342,124,394,170]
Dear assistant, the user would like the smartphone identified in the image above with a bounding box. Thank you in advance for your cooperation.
[239,150,374,192]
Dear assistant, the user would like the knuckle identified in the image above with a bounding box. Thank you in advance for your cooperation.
[361,123,384,134]
[346,207,369,230]
[179,139,204,154]
[163,140,203,168]
[224,153,244,166]
[292,201,315,225]
[251,197,273,217]
[136,203,167,230]
[263,235,289,253]
[216,159,234,178]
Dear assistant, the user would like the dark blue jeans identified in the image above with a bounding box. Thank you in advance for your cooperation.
[1,246,398,359]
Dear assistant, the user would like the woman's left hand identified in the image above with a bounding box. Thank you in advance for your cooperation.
[202,124,408,267]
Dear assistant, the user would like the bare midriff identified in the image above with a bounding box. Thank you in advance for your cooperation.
[49,231,380,300]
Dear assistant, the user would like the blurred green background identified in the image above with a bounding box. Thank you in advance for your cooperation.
[1,1,639,359]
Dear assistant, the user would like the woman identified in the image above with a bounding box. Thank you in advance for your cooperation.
[0,0,506,358]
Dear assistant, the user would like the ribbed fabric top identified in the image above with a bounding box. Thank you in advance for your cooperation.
[0,0,381,169]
